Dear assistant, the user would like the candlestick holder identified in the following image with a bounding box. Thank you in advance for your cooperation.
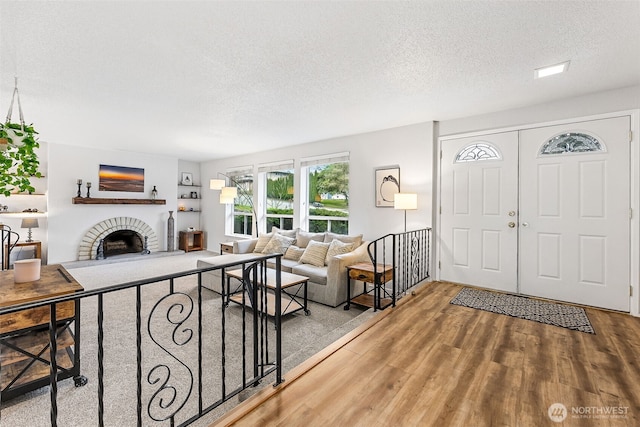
[86,182,92,198]
[77,179,83,197]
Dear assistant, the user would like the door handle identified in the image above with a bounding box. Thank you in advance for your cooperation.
[508,222,516,228]
[522,222,529,227]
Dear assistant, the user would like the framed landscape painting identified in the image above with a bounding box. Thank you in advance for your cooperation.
[98,164,145,192]
[375,166,400,207]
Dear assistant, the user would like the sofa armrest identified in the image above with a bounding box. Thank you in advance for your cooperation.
[325,242,372,305]
[332,241,371,269]
[233,238,258,254]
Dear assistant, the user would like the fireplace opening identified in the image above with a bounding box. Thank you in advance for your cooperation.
[101,230,144,258]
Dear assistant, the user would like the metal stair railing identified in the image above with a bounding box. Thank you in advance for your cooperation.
[0,253,284,426]
[366,228,431,307]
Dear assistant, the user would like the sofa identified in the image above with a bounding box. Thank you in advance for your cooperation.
[197,228,371,307]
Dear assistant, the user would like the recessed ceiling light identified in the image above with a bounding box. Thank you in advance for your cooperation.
[534,60,571,79]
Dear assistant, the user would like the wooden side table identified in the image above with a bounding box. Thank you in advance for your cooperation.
[4,240,42,268]
[179,231,204,252]
[220,242,234,255]
[344,262,395,311]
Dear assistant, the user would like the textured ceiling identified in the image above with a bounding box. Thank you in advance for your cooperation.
[1,1,639,161]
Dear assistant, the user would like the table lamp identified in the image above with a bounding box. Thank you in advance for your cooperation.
[394,193,417,232]
[21,217,39,242]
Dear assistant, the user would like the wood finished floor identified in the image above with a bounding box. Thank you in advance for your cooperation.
[214,281,640,427]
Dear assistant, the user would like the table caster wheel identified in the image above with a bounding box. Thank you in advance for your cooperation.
[74,375,88,387]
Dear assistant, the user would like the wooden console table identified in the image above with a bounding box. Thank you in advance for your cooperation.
[0,265,87,401]
[226,268,310,317]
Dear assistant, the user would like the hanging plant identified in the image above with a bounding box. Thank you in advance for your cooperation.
[0,79,42,196]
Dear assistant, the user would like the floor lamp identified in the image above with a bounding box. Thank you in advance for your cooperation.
[211,175,257,236]
[394,193,417,232]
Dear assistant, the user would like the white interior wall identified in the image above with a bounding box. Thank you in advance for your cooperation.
[200,122,435,250]
[439,85,640,137]
[47,144,179,263]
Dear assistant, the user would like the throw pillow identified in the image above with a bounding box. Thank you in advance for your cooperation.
[253,232,274,253]
[272,226,298,239]
[299,240,330,267]
[325,239,354,265]
[296,230,325,248]
[324,232,363,248]
[262,234,295,254]
[284,245,305,261]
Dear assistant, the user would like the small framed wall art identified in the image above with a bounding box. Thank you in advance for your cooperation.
[375,166,400,207]
[181,172,193,186]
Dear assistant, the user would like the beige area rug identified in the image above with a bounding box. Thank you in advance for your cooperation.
[1,252,373,426]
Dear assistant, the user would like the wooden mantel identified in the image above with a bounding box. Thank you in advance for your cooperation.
[72,197,166,205]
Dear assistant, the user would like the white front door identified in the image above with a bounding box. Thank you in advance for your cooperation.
[519,116,630,311]
[440,131,519,293]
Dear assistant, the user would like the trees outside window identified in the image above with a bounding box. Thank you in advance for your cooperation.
[230,172,254,236]
[307,161,349,234]
[264,169,294,231]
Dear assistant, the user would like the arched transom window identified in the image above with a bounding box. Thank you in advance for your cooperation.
[455,142,502,163]
[540,132,604,155]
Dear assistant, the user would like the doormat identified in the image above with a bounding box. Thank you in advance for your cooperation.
[450,287,595,334]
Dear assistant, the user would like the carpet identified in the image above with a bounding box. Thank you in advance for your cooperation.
[450,287,595,334]
[1,252,374,426]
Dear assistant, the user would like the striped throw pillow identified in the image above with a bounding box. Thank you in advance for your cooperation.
[299,240,330,267]
[325,239,354,265]
[262,234,295,254]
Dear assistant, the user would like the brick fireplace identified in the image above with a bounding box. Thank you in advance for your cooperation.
[78,217,159,260]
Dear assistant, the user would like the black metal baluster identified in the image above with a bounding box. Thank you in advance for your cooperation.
[427,228,431,278]
[261,262,267,377]
[0,325,3,412]
[48,303,58,427]
[98,294,105,427]
[275,257,283,385]
[197,272,203,415]
[168,278,176,427]
[241,268,247,389]
[252,266,259,385]
[221,270,226,400]
[136,286,142,427]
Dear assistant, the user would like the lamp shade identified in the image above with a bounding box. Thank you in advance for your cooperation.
[394,193,418,210]
[220,194,235,204]
[20,218,39,229]
[221,186,238,198]
[210,178,225,190]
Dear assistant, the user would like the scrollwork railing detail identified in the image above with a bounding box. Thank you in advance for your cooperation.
[146,292,194,421]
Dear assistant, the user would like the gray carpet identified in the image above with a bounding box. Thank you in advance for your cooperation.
[450,287,595,334]
[1,251,374,426]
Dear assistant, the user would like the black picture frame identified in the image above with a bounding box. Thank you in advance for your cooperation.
[375,166,400,207]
